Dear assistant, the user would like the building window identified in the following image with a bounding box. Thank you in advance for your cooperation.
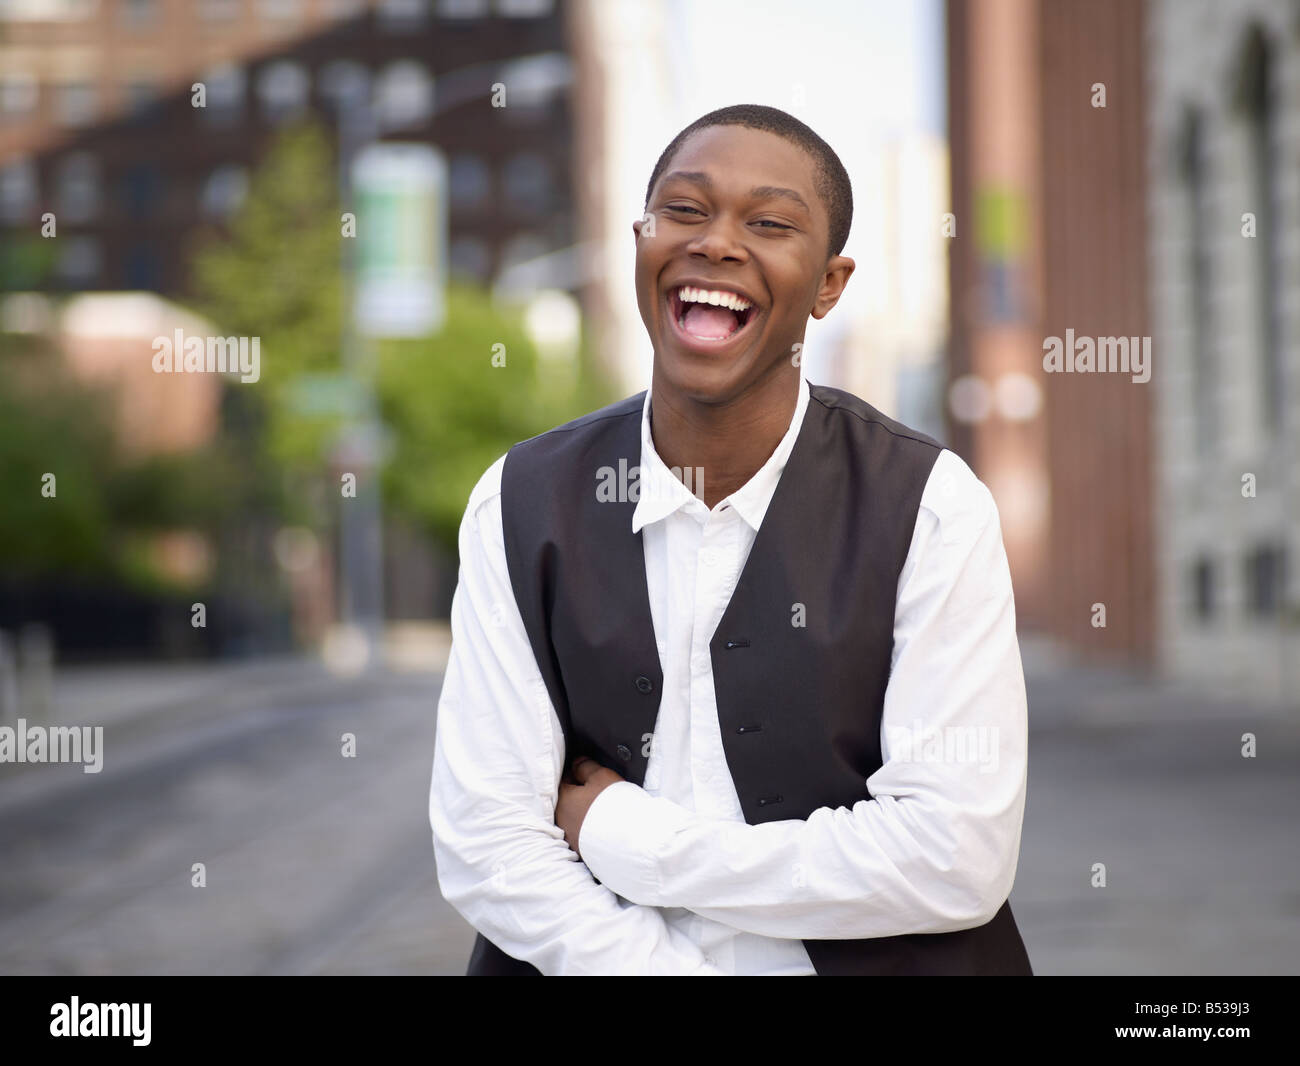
[373,61,434,129]
[257,61,310,122]
[56,81,97,127]
[0,74,39,121]
[1244,544,1285,618]
[56,236,102,288]
[54,152,100,223]
[497,0,554,16]
[1235,25,1284,433]
[496,52,572,117]
[200,165,249,220]
[449,153,490,209]
[319,60,370,113]
[378,0,428,29]
[125,77,161,122]
[122,164,161,219]
[125,243,161,290]
[322,0,368,17]
[0,158,38,224]
[201,64,246,124]
[1177,107,1215,456]
[436,0,488,18]
[502,152,552,215]
[1191,556,1215,622]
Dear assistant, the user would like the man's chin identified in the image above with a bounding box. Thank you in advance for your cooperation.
[654,349,746,404]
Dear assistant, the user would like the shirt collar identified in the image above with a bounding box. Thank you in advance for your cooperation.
[631,375,811,535]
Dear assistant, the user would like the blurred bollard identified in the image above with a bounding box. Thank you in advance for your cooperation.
[18,624,55,723]
[0,630,17,724]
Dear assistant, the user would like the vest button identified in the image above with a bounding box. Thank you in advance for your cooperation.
[616,744,632,761]
[634,675,654,694]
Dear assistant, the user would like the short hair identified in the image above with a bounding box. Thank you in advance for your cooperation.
[643,104,853,260]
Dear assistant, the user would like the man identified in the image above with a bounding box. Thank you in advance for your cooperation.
[429,104,1032,975]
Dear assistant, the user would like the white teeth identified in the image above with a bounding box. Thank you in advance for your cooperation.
[678,286,752,313]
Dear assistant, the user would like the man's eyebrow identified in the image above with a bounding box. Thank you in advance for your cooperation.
[747,185,812,214]
[661,170,713,190]
[660,170,812,214]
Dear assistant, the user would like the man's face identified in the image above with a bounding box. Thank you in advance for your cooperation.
[633,125,853,405]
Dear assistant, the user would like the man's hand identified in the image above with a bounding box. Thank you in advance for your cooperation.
[556,755,625,859]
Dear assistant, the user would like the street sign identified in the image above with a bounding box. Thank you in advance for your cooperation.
[352,143,448,338]
[281,372,370,417]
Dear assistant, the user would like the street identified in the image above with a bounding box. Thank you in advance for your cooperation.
[0,657,473,975]
[0,645,1296,975]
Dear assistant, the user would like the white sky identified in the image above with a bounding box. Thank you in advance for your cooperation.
[663,0,944,143]
[596,0,945,391]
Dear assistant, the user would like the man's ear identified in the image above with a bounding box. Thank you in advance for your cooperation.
[810,255,855,320]
[632,216,643,246]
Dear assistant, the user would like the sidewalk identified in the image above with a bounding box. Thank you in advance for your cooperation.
[1018,632,1297,731]
[21,621,453,732]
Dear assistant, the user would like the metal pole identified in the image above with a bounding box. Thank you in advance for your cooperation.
[336,96,385,667]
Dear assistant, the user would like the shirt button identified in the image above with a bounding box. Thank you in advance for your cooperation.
[701,549,718,567]
[634,675,654,694]
[616,744,632,761]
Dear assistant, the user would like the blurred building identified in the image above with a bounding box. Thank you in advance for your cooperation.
[0,0,576,305]
[831,131,950,441]
[566,0,674,394]
[0,0,595,644]
[56,291,221,457]
[947,0,1154,667]
[1147,0,1299,704]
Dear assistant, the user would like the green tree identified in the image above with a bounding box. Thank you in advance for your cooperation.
[190,118,617,561]
[189,120,346,488]
[0,331,117,577]
[377,281,613,553]
[0,244,233,589]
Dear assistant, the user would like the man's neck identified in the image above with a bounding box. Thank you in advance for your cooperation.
[649,367,802,510]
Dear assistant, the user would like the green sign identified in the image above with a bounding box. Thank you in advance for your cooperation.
[353,143,448,338]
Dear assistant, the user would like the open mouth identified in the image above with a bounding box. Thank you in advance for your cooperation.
[666,285,761,349]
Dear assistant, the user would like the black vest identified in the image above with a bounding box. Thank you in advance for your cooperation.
[465,383,1032,976]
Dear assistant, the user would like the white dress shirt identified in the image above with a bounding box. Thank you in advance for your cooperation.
[429,374,1028,976]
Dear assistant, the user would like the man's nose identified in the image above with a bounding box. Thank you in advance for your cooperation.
[688,215,747,260]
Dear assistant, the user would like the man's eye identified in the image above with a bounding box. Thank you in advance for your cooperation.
[666,205,703,215]
[755,220,792,229]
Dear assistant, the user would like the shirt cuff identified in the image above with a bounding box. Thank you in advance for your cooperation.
[577,780,691,906]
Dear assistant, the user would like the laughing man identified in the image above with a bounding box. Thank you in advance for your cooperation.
[430,104,1032,976]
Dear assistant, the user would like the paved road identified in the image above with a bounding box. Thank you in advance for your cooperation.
[0,661,474,975]
[1,654,1295,975]
[1015,669,1300,975]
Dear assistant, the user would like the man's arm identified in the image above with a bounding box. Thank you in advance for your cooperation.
[576,448,1028,940]
[429,455,724,975]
